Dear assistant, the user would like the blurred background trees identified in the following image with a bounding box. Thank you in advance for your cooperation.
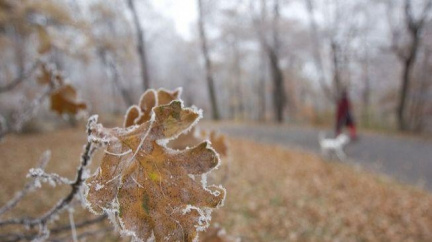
[0,0,431,133]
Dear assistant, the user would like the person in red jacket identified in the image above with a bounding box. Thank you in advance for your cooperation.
[335,89,357,139]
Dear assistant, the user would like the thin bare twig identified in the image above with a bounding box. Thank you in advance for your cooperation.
[50,228,112,242]
[0,150,51,216]
[50,215,107,234]
[0,215,107,242]
[0,61,41,93]
[0,116,98,239]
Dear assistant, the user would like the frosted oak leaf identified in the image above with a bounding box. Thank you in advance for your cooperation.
[169,128,228,158]
[124,88,182,128]
[85,100,225,242]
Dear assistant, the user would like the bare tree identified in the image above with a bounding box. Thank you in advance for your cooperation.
[197,0,220,120]
[408,47,432,131]
[257,44,267,121]
[126,0,151,91]
[389,0,432,130]
[257,0,268,122]
[360,49,372,127]
[330,39,343,97]
[304,0,334,101]
[99,49,134,107]
[270,0,287,122]
[91,2,134,107]
[252,0,287,122]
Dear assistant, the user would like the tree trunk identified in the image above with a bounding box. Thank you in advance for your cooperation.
[252,0,286,122]
[99,50,134,107]
[270,0,286,123]
[232,39,244,120]
[257,0,267,122]
[397,1,420,131]
[127,0,150,91]
[397,54,415,131]
[258,49,267,121]
[268,48,286,122]
[197,0,220,120]
[304,0,334,101]
[409,48,430,131]
[331,40,343,97]
[361,57,371,128]
[394,0,431,131]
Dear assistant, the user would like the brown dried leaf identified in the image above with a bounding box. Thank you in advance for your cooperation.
[125,88,182,127]
[85,100,225,242]
[208,131,228,157]
[169,128,228,158]
[168,127,203,150]
[50,84,87,115]
[157,88,182,105]
[123,105,141,128]
[135,89,157,125]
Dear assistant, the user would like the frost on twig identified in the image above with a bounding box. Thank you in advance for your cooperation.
[27,168,72,187]
[0,88,227,242]
[0,61,87,139]
[84,88,226,242]
[0,150,51,216]
[0,116,106,240]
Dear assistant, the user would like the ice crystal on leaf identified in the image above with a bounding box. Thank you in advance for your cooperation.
[124,88,182,128]
[85,89,225,242]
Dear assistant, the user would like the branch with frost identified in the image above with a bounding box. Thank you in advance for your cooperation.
[0,60,41,93]
[0,150,51,216]
[0,65,55,139]
[0,116,109,240]
[0,61,81,140]
[27,168,72,187]
[0,215,107,241]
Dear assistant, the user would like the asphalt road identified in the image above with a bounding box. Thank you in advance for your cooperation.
[211,123,432,191]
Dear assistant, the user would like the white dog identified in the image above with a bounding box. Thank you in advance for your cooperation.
[319,132,350,160]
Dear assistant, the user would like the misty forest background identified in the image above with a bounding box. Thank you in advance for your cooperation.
[1,0,431,134]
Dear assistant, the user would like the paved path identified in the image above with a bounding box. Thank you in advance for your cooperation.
[211,123,432,190]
